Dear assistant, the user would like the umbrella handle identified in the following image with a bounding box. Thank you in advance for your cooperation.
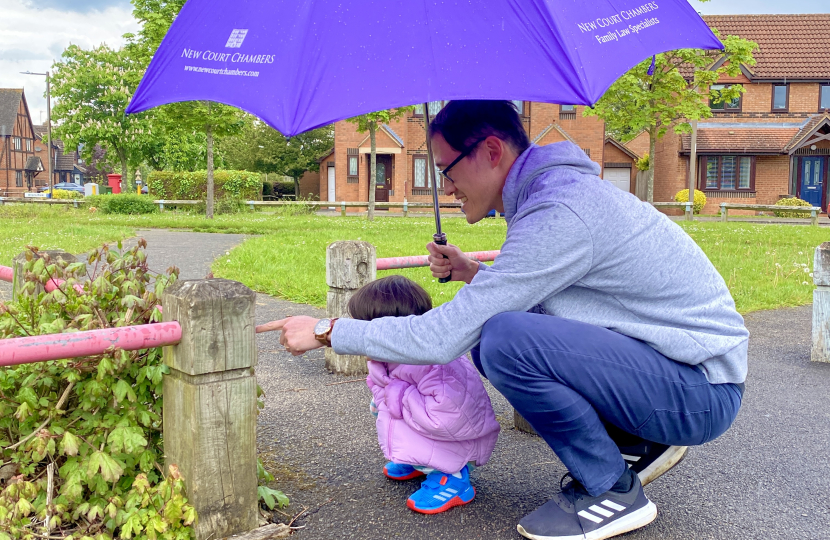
[433,233,452,284]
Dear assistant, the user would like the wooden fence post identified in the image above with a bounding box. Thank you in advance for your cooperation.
[325,241,376,374]
[812,242,830,363]
[162,279,258,540]
[12,250,77,301]
[514,409,538,435]
[720,203,728,222]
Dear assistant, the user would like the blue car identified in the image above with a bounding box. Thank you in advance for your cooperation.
[486,209,505,218]
[40,182,85,194]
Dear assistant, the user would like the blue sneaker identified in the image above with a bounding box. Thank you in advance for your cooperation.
[383,462,426,481]
[406,465,475,514]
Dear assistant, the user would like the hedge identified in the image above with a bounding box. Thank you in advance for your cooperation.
[147,170,263,200]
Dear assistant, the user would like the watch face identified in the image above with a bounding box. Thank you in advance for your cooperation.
[314,318,332,335]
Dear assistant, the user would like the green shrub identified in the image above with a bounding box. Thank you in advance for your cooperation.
[147,170,263,201]
[90,194,158,215]
[262,181,274,200]
[50,188,84,200]
[674,189,707,214]
[0,244,197,539]
[636,154,650,171]
[273,180,296,197]
[773,197,813,218]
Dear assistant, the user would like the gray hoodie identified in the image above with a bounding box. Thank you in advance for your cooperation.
[333,142,748,385]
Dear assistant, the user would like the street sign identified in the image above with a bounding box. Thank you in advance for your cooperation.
[24,192,47,198]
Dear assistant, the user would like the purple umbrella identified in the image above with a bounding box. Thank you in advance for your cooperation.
[128,0,720,135]
[127,0,721,270]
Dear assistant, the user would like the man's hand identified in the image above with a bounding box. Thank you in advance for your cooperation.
[256,316,322,356]
[426,242,480,284]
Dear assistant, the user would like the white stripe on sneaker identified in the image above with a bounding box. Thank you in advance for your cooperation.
[578,510,604,524]
[433,494,447,501]
[439,491,453,498]
[589,504,614,518]
[445,488,458,494]
[601,500,627,512]
[621,454,641,462]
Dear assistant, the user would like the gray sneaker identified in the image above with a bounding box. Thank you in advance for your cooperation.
[517,472,657,540]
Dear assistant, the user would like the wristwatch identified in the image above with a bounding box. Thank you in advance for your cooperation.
[313,318,338,346]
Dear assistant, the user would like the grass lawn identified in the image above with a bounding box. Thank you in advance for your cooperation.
[1,205,828,314]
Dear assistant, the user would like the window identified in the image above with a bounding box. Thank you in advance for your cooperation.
[413,156,427,188]
[560,105,576,119]
[710,85,741,111]
[772,84,789,111]
[15,171,22,187]
[820,85,830,112]
[25,139,31,152]
[413,101,445,117]
[347,155,358,177]
[512,100,524,115]
[13,137,21,150]
[701,156,753,190]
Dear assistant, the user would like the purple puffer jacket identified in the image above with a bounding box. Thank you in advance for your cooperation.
[367,355,501,474]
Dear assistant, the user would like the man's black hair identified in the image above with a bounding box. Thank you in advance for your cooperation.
[429,100,530,155]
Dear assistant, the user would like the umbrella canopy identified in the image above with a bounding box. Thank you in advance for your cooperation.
[127,0,722,136]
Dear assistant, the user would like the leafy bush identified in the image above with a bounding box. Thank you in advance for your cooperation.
[674,189,707,214]
[273,181,296,197]
[147,171,262,201]
[262,182,274,200]
[87,194,158,215]
[50,189,84,200]
[636,154,650,171]
[191,198,248,215]
[773,197,813,218]
[0,243,196,539]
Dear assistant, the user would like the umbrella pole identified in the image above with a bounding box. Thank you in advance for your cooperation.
[423,103,451,283]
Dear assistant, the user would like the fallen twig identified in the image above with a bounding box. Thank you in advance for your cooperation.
[324,379,365,386]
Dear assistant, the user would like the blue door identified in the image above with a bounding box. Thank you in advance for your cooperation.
[800,157,824,208]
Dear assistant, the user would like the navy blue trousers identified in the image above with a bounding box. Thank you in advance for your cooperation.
[471,312,743,496]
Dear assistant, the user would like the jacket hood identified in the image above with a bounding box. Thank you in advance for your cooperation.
[502,142,600,221]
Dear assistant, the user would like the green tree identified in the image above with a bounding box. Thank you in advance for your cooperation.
[221,118,333,197]
[50,44,153,191]
[347,108,414,220]
[129,0,242,218]
[586,32,757,203]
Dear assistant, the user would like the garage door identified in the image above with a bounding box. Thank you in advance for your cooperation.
[603,168,631,192]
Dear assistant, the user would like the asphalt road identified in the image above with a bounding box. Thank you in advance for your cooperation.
[3,229,829,540]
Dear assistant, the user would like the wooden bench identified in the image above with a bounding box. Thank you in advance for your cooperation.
[720,203,821,226]
[653,201,694,221]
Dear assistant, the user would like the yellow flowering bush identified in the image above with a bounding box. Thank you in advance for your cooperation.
[674,189,707,214]
[773,197,812,218]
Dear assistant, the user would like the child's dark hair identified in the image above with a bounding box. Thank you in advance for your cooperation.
[347,275,432,321]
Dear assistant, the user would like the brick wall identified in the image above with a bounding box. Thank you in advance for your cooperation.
[528,103,605,171]
[298,169,319,199]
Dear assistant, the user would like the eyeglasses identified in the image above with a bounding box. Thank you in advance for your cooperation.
[439,138,486,184]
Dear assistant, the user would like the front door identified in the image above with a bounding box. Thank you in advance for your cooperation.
[800,157,824,208]
[371,155,392,202]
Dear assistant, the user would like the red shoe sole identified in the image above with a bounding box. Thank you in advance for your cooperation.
[384,467,426,481]
[406,488,476,514]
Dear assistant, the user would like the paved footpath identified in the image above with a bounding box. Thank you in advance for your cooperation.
[5,230,830,539]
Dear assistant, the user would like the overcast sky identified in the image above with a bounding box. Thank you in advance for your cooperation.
[1,0,827,122]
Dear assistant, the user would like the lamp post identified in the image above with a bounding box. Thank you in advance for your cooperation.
[21,71,53,194]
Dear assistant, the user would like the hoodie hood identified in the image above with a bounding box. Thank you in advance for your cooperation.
[502,142,601,222]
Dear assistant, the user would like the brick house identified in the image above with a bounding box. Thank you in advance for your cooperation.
[33,125,88,187]
[316,101,606,209]
[652,14,830,213]
[0,88,43,196]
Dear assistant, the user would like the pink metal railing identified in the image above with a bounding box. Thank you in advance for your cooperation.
[0,322,182,367]
[1,264,98,295]
[376,250,500,271]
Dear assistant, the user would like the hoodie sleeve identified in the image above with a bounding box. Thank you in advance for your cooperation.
[332,201,594,364]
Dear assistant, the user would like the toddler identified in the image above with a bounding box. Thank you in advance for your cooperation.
[347,275,500,514]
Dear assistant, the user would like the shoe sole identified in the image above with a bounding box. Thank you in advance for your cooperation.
[407,488,475,514]
[516,500,657,540]
[384,467,426,481]
[638,445,688,487]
